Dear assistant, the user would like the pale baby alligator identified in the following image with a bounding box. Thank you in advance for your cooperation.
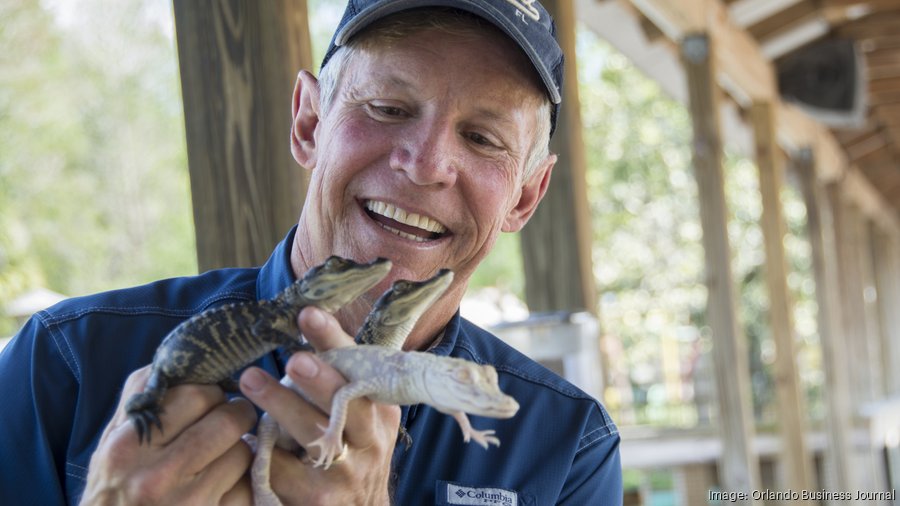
[126,256,392,443]
[250,269,520,506]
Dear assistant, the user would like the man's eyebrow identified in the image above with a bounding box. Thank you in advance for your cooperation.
[383,74,416,89]
[471,107,519,127]
[348,73,417,96]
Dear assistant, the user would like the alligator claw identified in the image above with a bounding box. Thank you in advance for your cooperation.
[125,391,164,444]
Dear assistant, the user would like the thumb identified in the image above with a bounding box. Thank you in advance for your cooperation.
[298,306,355,352]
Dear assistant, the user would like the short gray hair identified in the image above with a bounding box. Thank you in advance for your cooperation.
[316,9,552,181]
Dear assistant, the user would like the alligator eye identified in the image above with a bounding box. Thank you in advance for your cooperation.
[455,368,473,384]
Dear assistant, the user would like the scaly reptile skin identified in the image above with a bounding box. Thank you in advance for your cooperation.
[125,256,392,444]
[250,269,520,506]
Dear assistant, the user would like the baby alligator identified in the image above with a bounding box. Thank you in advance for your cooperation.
[126,256,392,443]
[250,269,520,505]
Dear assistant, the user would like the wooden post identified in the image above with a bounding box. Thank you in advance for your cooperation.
[750,102,814,496]
[681,33,760,501]
[858,222,886,401]
[826,181,887,494]
[520,0,596,315]
[871,225,900,396]
[830,187,877,404]
[173,0,313,270]
[793,149,855,495]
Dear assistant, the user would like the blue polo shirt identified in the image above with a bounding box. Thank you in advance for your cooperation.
[0,229,621,505]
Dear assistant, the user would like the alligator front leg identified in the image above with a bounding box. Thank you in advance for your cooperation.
[450,411,500,449]
[306,379,380,469]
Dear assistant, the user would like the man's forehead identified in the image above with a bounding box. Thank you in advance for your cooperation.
[354,26,543,93]
[343,42,544,116]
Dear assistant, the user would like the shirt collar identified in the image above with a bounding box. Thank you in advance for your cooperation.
[256,226,299,302]
[425,311,461,357]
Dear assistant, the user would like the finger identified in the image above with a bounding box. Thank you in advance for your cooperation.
[194,436,254,502]
[286,353,400,450]
[298,306,355,352]
[285,352,348,413]
[140,383,229,447]
[240,366,330,448]
[219,473,253,506]
[268,441,392,502]
[269,443,367,493]
[168,397,258,475]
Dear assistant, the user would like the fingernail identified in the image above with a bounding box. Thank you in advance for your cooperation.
[304,306,327,330]
[290,353,319,379]
[241,368,267,393]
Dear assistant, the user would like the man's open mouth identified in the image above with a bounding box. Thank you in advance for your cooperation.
[363,200,448,242]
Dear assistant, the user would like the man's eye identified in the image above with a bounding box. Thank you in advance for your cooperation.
[467,132,496,147]
[369,104,407,118]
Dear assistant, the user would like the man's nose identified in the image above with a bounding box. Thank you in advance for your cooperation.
[389,120,459,187]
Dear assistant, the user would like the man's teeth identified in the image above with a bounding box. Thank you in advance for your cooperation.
[383,225,429,242]
[365,201,447,234]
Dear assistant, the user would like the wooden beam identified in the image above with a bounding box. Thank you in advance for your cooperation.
[750,102,814,495]
[844,169,900,237]
[630,0,706,38]
[619,0,900,226]
[776,104,847,180]
[877,104,900,126]
[744,0,816,40]
[520,0,596,314]
[173,0,313,270]
[824,0,900,10]
[681,33,760,500]
[728,0,804,28]
[792,149,855,492]
[628,0,777,102]
[758,13,829,59]
[836,11,900,39]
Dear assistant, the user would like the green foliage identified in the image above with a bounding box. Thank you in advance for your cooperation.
[0,0,195,335]
[468,232,525,296]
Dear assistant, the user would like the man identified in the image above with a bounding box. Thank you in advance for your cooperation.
[0,1,622,504]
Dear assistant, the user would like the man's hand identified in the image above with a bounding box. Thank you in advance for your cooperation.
[80,366,258,506]
[239,306,400,505]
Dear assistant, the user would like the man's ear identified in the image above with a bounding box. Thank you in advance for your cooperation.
[502,153,556,232]
[291,70,321,169]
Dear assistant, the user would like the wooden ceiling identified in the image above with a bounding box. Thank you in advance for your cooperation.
[724,0,900,215]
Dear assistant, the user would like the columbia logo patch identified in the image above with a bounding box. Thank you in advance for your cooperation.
[440,482,518,506]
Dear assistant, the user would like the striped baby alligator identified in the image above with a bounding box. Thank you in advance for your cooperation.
[250,269,520,506]
[126,256,392,443]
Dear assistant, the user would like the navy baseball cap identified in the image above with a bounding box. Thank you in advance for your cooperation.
[321,0,564,137]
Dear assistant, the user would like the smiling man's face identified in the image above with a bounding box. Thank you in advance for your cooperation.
[290,18,555,344]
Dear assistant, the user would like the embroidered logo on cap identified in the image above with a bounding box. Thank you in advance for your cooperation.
[505,0,540,22]
[444,483,518,506]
